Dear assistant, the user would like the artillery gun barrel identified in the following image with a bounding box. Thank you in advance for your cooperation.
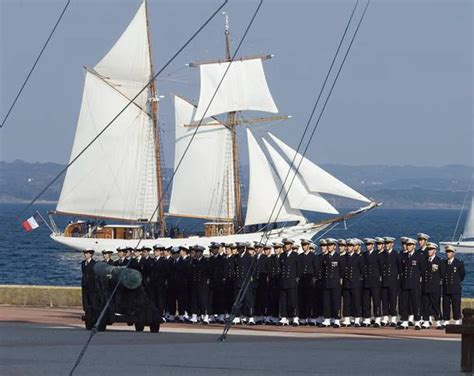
[94,262,142,290]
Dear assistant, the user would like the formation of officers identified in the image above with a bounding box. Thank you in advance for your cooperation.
[82,232,466,330]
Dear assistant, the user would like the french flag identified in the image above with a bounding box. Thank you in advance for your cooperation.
[22,213,43,232]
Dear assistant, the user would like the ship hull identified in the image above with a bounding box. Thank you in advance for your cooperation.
[50,222,330,252]
[440,241,474,254]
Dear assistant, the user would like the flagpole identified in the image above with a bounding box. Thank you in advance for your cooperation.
[35,211,55,233]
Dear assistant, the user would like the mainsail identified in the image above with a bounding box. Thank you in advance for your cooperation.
[268,133,370,203]
[167,96,235,220]
[245,129,306,226]
[462,193,474,240]
[193,58,278,121]
[56,2,158,221]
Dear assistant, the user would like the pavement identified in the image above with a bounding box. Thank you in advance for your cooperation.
[0,306,463,375]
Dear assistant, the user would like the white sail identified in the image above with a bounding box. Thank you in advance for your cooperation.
[193,58,278,121]
[245,129,305,226]
[463,194,474,239]
[167,96,234,220]
[263,139,339,215]
[57,72,158,221]
[94,1,151,109]
[269,133,370,203]
[57,1,158,221]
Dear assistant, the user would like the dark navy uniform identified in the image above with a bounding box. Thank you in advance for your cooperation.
[81,258,97,314]
[234,251,255,317]
[255,254,270,318]
[279,251,300,318]
[222,254,235,315]
[151,256,169,317]
[442,258,465,321]
[381,250,401,319]
[165,256,177,317]
[312,253,324,320]
[190,256,210,316]
[322,252,344,319]
[399,251,424,322]
[208,254,226,316]
[268,254,281,319]
[174,255,191,317]
[421,255,445,322]
[342,253,364,319]
[298,251,314,321]
[362,250,382,320]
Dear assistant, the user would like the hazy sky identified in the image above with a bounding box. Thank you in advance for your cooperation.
[0,0,472,167]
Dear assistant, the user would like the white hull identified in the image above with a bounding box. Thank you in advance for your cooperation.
[51,222,330,252]
[440,241,474,254]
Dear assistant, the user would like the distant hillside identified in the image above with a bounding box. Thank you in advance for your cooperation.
[1,160,472,209]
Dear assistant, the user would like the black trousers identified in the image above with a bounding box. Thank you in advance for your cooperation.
[209,286,225,315]
[313,283,324,317]
[421,290,441,321]
[323,287,341,319]
[298,275,314,320]
[343,287,362,317]
[153,284,167,317]
[166,284,177,315]
[255,279,269,316]
[443,293,462,320]
[268,279,280,317]
[233,283,255,317]
[81,286,97,313]
[362,286,381,318]
[279,288,298,318]
[223,280,235,314]
[381,286,398,316]
[191,283,209,315]
[400,288,421,321]
[176,284,188,316]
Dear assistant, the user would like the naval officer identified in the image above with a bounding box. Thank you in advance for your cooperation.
[322,238,344,328]
[421,243,445,329]
[342,239,365,327]
[298,238,315,325]
[362,238,382,327]
[398,238,424,329]
[279,238,300,326]
[81,249,98,328]
[442,245,465,326]
[190,245,210,324]
[380,237,400,327]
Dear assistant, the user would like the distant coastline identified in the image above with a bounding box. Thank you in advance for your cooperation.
[1,159,472,210]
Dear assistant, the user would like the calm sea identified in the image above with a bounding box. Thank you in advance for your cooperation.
[1,203,472,297]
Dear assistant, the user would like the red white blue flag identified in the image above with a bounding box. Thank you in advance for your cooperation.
[22,213,43,232]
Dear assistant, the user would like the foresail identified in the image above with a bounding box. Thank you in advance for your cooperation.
[193,58,278,121]
[263,139,339,215]
[245,129,305,227]
[94,1,151,109]
[269,133,371,203]
[167,96,235,220]
[57,72,158,221]
[463,193,474,239]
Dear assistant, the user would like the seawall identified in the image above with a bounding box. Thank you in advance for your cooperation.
[1,284,474,310]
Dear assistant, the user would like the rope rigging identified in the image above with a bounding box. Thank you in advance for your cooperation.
[1,0,72,129]
[219,0,372,342]
[68,1,265,374]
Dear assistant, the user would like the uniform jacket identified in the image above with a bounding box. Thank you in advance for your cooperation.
[443,258,465,294]
[279,251,300,289]
[174,256,192,287]
[421,255,445,293]
[400,251,424,290]
[208,254,225,288]
[223,255,235,282]
[342,253,365,289]
[322,252,345,289]
[268,254,281,281]
[362,250,382,288]
[255,254,270,283]
[381,250,401,288]
[152,257,169,287]
[190,257,209,286]
[81,259,96,289]
[234,252,253,288]
[299,252,315,276]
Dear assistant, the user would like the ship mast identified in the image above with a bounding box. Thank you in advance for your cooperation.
[224,13,243,230]
[145,0,166,236]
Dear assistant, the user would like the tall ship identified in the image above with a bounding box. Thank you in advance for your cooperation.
[47,1,378,251]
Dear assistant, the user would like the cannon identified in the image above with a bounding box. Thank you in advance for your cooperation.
[82,262,161,333]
